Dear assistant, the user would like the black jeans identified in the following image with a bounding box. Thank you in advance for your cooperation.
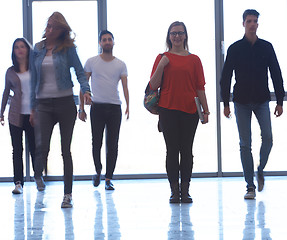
[90,103,122,179]
[159,108,199,184]
[34,95,76,194]
[9,115,36,186]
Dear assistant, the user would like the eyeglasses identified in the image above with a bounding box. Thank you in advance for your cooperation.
[169,31,185,37]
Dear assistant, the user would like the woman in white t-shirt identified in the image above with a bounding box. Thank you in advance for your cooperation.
[0,38,36,194]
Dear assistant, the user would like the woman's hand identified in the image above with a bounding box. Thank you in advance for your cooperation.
[29,111,35,127]
[78,110,87,122]
[201,113,209,124]
[158,55,169,68]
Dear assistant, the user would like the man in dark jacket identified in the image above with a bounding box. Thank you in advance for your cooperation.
[220,9,285,199]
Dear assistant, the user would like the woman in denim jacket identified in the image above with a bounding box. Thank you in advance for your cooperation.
[30,12,91,208]
[0,38,35,194]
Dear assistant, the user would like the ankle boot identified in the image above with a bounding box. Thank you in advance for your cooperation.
[180,182,193,203]
[169,182,180,203]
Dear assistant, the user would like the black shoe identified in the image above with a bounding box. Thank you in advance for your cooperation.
[169,182,180,203]
[181,193,193,203]
[35,176,46,191]
[169,193,180,203]
[244,187,256,199]
[180,182,193,203]
[105,180,115,190]
[256,171,264,192]
[92,173,101,187]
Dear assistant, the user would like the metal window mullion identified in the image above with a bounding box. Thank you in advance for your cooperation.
[214,0,224,177]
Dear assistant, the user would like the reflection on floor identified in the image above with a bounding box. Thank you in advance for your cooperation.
[0,177,287,239]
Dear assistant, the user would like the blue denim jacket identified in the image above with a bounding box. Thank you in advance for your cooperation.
[30,40,90,108]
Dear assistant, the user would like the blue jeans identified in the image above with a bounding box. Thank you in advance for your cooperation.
[234,101,273,189]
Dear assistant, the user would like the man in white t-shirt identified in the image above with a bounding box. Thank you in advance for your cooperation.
[79,30,129,190]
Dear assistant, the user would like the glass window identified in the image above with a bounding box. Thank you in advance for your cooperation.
[0,0,23,177]
[107,0,217,174]
[222,0,287,172]
[32,1,98,176]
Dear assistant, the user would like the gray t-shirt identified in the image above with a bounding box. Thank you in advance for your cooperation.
[37,56,73,99]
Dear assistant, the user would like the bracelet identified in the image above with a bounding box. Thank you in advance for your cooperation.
[78,109,84,113]
[204,111,210,115]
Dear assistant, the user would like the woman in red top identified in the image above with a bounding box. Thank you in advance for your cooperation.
[150,21,209,203]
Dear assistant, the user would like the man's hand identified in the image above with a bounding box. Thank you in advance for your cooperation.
[125,107,129,120]
[274,105,283,117]
[223,106,231,118]
[84,92,92,105]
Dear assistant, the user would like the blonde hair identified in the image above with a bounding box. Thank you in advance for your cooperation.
[43,12,75,52]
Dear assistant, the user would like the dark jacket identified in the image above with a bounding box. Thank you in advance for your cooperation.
[220,36,285,106]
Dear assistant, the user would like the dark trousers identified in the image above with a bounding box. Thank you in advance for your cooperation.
[90,103,122,179]
[159,108,199,184]
[9,115,36,186]
[34,95,76,194]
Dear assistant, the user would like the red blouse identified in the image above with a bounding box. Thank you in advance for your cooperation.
[150,52,205,114]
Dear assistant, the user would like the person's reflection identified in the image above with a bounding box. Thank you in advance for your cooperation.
[257,201,271,239]
[94,191,121,240]
[13,195,25,240]
[30,192,46,239]
[94,190,105,239]
[243,200,256,240]
[168,204,194,240]
[105,191,121,240]
[62,208,74,239]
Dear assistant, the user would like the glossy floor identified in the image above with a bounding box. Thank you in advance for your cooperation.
[1,177,287,239]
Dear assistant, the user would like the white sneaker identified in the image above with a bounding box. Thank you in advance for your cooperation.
[61,194,73,208]
[244,187,256,199]
[12,182,23,194]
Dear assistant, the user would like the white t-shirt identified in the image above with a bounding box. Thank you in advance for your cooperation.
[84,55,128,105]
[16,71,31,114]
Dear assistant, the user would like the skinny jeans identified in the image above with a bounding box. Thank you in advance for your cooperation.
[9,115,36,186]
[34,95,76,194]
[159,108,199,184]
[234,101,273,189]
[90,103,122,179]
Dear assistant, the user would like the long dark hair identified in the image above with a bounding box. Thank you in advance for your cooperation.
[12,38,32,73]
[166,21,189,51]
